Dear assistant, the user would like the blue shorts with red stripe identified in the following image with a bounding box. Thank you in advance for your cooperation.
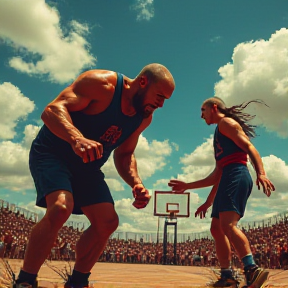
[211,163,253,219]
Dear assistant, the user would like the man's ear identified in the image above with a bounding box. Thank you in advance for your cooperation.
[139,75,148,87]
[213,103,218,111]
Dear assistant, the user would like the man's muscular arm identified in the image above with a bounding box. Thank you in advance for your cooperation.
[114,152,143,187]
[113,117,151,187]
[114,117,152,208]
[168,165,222,193]
[41,70,116,162]
[41,89,88,144]
[219,117,275,196]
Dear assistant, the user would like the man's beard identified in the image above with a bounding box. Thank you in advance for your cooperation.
[132,92,152,118]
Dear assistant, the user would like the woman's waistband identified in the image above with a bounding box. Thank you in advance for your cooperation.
[217,152,248,169]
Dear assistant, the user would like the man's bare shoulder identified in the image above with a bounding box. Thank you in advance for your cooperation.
[218,117,242,135]
[78,69,117,82]
[71,70,118,100]
[219,117,239,128]
[218,117,249,145]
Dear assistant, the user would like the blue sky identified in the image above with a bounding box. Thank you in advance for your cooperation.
[0,0,288,234]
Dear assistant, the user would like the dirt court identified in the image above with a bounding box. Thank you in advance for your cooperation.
[1,260,288,288]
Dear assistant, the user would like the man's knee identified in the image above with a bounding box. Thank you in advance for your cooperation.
[101,213,119,235]
[93,213,119,237]
[210,226,219,238]
[220,222,235,239]
[45,201,73,228]
[45,191,74,227]
[210,221,224,239]
[83,203,119,237]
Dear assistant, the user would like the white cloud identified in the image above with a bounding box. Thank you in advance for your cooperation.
[171,142,179,151]
[153,178,171,191]
[214,28,288,138]
[0,83,35,140]
[171,137,215,183]
[130,0,155,21]
[0,174,34,191]
[22,124,41,149]
[102,134,173,183]
[0,82,38,190]
[251,155,288,193]
[180,136,214,167]
[105,178,124,192]
[246,155,288,217]
[0,141,33,191]
[0,124,40,191]
[135,135,173,179]
[0,0,96,84]
[115,197,156,231]
[117,222,140,233]
[0,141,30,177]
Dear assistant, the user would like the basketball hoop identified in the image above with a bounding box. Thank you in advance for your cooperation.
[153,191,190,265]
[166,203,179,220]
[153,191,190,218]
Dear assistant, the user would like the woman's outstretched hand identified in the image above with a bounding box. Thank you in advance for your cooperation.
[168,180,188,193]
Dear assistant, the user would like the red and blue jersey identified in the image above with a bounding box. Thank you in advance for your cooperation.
[213,125,247,168]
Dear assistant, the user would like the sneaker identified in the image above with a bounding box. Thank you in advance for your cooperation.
[244,266,269,288]
[13,283,32,288]
[212,276,239,287]
[13,281,37,288]
[64,276,89,288]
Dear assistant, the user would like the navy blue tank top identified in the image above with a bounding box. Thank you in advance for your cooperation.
[32,73,143,168]
[213,125,247,167]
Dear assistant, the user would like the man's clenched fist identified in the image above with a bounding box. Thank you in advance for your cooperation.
[132,184,151,209]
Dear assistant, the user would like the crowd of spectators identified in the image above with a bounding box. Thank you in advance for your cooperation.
[1,204,287,270]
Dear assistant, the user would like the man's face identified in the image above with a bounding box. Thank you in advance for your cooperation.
[132,89,151,118]
[201,104,213,125]
[133,81,173,118]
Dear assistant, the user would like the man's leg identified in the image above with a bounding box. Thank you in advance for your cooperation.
[219,211,251,259]
[210,217,238,287]
[210,217,232,268]
[65,203,118,287]
[17,191,73,285]
[219,211,268,287]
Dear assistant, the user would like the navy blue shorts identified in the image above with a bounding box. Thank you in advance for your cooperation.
[211,163,253,219]
[29,147,114,215]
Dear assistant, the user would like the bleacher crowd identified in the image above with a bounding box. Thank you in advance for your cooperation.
[1,203,287,270]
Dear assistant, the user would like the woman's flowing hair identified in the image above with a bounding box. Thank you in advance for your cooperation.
[204,97,269,138]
